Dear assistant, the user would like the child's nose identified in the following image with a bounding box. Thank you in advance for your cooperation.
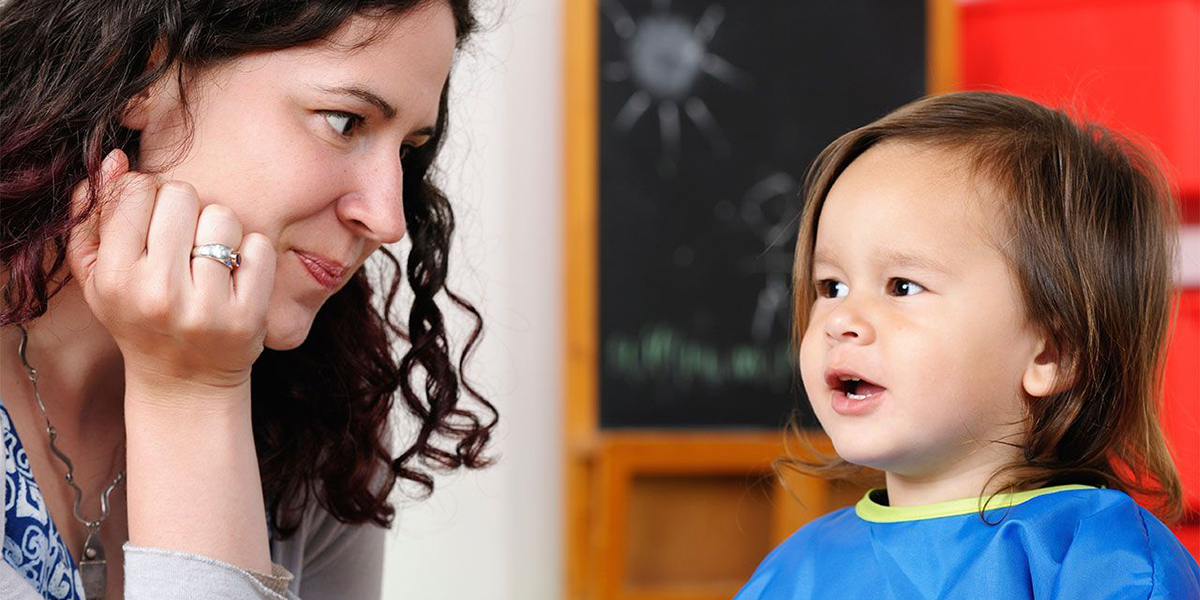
[824,298,875,345]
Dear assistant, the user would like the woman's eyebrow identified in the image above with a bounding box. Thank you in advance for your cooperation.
[311,84,438,137]
[313,84,397,118]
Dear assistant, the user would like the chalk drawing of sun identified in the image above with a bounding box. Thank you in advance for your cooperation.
[603,0,751,176]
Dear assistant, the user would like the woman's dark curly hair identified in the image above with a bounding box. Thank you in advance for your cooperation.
[0,0,498,537]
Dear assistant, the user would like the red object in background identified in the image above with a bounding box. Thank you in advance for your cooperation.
[1165,292,1200,506]
[960,0,1200,216]
[1165,290,1200,556]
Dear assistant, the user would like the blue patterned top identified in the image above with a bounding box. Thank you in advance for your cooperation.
[1,398,85,599]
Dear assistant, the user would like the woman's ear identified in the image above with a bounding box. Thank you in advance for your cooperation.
[1022,336,1072,397]
[119,42,169,131]
[120,91,155,130]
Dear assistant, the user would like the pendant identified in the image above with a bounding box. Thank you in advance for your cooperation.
[79,529,107,600]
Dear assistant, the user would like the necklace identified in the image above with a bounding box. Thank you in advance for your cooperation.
[16,325,125,600]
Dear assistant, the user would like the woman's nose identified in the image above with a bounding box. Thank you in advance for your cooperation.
[823,295,876,345]
[335,153,407,244]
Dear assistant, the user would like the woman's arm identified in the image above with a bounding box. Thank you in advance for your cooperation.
[68,150,281,593]
[124,381,270,573]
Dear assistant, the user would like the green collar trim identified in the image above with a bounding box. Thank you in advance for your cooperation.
[855,484,1097,523]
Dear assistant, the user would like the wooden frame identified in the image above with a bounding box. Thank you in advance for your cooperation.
[563,2,959,598]
[564,0,599,597]
[587,433,851,600]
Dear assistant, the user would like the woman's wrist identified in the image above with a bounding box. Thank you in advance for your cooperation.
[123,366,252,413]
[124,374,271,573]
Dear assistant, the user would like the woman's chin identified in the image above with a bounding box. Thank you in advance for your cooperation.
[263,308,316,351]
[264,333,306,351]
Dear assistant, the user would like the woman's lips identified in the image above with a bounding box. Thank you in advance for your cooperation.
[294,250,345,290]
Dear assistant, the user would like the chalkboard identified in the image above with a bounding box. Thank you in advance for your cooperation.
[598,0,927,429]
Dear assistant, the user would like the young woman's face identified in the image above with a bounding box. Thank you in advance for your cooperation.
[132,3,456,350]
[798,142,1042,485]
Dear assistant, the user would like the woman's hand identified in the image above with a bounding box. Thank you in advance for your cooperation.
[68,148,276,396]
[68,148,275,573]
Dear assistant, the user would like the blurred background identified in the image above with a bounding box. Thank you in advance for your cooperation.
[378,1,1200,598]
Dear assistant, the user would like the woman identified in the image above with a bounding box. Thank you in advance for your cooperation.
[0,0,496,598]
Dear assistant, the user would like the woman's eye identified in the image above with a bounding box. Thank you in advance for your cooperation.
[817,279,849,299]
[888,278,926,296]
[322,111,363,137]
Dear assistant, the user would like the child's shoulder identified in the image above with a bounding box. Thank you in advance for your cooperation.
[1037,488,1200,598]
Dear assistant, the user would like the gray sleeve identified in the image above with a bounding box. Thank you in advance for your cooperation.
[284,508,386,600]
[124,544,301,600]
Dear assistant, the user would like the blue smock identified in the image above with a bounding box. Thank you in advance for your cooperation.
[734,485,1200,599]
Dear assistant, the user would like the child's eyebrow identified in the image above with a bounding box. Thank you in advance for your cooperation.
[812,248,839,270]
[877,250,953,276]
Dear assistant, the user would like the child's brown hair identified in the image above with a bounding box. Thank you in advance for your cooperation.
[781,91,1184,522]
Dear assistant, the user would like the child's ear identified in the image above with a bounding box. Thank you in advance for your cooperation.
[1022,336,1072,397]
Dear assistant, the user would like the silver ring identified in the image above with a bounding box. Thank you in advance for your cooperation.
[191,244,241,271]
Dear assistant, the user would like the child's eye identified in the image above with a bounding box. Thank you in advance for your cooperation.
[816,279,849,299]
[887,278,926,296]
[400,143,416,161]
[321,111,364,138]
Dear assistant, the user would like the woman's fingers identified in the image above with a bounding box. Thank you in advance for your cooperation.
[68,149,128,280]
[232,232,275,319]
[95,170,158,274]
[146,181,201,277]
[190,202,243,298]
[66,156,276,383]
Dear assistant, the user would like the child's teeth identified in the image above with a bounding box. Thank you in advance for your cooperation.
[847,392,867,400]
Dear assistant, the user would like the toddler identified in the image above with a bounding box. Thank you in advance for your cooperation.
[735,91,1200,599]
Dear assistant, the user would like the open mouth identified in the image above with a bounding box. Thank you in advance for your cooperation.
[836,377,887,400]
[825,368,886,416]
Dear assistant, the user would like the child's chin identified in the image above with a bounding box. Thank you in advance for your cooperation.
[828,436,898,472]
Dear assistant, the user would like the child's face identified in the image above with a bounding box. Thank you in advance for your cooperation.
[799,142,1044,485]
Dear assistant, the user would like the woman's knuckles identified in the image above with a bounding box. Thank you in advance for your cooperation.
[156,180,200,204]
[197,202,238,223]
[108,172,159,207]
[151,181,200,219]
[91,263,140,298]
[134,283,179,324]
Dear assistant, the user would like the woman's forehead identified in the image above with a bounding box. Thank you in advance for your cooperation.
[193,5,455,128]
[320,4,456,54]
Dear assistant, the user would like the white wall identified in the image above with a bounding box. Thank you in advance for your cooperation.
[381,1,564,598]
